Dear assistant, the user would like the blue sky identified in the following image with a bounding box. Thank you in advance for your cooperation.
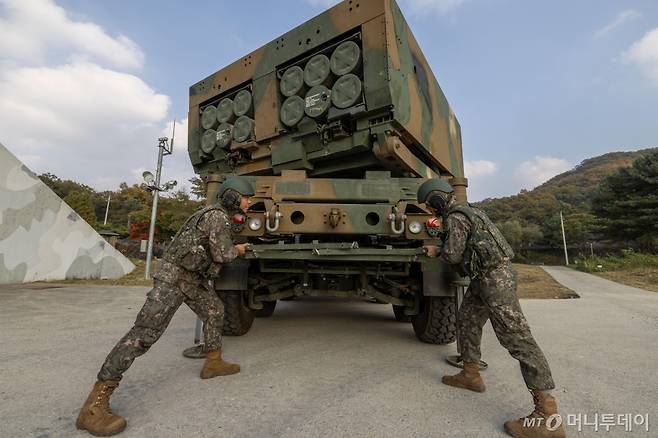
[1,0,657,200]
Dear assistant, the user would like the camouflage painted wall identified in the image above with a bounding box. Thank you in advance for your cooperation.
[0,142,135,284]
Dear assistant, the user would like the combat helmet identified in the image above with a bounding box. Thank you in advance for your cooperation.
[215,176,255,204]
[417,179,454,204]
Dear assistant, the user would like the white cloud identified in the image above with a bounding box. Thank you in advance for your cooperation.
[162,118,189,152]
[465,160,497,178]
[515,156,571,189]
[158,118,196,193]
[0,62,173,189]
[0,0,197,194]
[402,0,465,16]
[594,9,641,38]
[623,28,658,85]
[463,160,497,201]
[0,0,144,69]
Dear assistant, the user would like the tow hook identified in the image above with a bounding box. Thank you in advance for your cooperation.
[265,206,282,232]
[388,206,406,235]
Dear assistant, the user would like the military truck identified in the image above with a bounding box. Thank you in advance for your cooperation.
[187,0,467,344]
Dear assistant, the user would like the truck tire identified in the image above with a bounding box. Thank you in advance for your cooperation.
[255,300,277,317]
[220,291,255,336]
[411,296,456,344]
[392,304,411,322]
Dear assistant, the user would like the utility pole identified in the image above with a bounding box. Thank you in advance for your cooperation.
[103,194,111,226]
[560,211,569,265]
[143,123,177,279]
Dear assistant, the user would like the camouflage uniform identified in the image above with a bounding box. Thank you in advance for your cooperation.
[441,202,555,391]
[97,206,238,382]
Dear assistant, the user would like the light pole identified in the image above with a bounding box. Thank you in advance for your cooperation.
[560,211,569,266]
[103,194,111,226]
[143,136,177,279]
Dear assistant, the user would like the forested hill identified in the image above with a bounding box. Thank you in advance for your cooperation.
[473,147,658,247]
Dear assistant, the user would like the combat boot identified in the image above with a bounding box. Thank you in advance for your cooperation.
[76,380,126,436]
[504,390,566,438]
[441,362,486,392]
[200,348,240,379]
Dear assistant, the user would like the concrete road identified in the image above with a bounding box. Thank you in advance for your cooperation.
[0,269,656,438]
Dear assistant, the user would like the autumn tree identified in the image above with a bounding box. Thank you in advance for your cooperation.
[64,190,98,227]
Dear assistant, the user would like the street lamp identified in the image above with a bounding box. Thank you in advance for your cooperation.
[143,134,177,279]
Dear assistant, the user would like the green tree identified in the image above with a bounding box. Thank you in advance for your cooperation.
[563,212,598,244]
[64,190,98,227]
[592,151,658,249]
[498,220,523,249]
[520,223,543,247]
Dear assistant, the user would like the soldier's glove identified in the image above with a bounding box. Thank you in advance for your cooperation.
[206,262,222,278]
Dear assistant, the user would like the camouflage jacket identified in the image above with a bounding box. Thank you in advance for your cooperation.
[440,201,514,279]
[154,205,238,283]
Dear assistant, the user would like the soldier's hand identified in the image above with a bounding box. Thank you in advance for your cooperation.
[423,245,439,258]
[235,243,250,257]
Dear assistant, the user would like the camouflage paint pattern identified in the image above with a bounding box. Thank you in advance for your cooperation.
[97,206,240,381]
[160,205,237,276]
[0,142,134,284]
[187,0,464,182]
[97,273,225,381]
[439,204,555,390]
[458,262,555,391]
[185,0,467,318]
[236,170,435,238]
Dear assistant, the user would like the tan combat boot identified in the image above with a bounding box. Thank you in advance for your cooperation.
[441,361,486,392]
[504,390,566,438]
[200,348,240,379]
[76,380,126,436]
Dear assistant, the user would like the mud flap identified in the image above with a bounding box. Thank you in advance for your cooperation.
[214,258,250,291]
[421,259,457,297]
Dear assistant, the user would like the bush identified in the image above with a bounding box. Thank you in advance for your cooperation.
[574,249,658,272]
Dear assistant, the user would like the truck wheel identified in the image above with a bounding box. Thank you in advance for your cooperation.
[255,300,277,317]
[411,296,456,344]
[220,291,255,336]
[392,304,411,322]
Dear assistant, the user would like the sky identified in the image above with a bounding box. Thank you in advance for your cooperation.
[1,0,657,201]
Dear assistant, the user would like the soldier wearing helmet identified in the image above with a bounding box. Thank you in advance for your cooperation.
[77,177,255,437]
[417,179,565,438]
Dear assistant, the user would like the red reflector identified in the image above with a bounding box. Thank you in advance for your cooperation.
[232,214,245,224]
[426,217,441,228]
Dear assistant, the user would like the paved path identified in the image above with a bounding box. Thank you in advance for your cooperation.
[0,272,656,437]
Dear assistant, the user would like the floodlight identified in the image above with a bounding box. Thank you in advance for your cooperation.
[142,171,155,184]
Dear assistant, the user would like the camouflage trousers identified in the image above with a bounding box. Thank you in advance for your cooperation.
[97,277,224,381]
[458,263,555,390]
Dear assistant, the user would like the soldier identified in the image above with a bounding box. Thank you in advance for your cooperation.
[418,179,565,438]
[76,177,255,437]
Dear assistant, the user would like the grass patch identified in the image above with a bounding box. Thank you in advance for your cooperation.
[515,264,579,299]
[574,250,658,292]
[41,258,154,287]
